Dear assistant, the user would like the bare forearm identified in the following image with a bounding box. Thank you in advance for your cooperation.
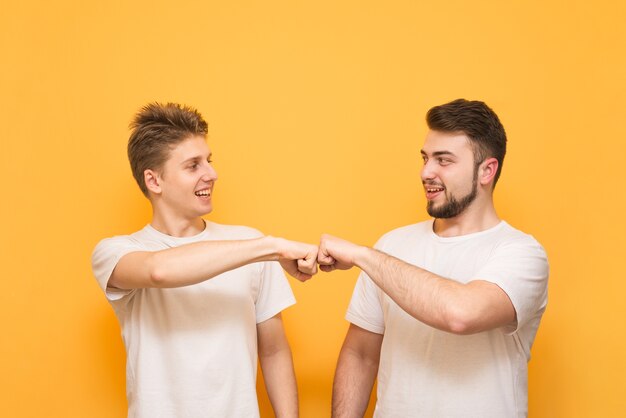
[258,315,298,418]
[149,237,279,286]
[259,349,299,418]
[332,349,378,418]
[317,233,515,334]
[111,236,282,289]
[318,234,459,332]
[354,247,514,334]
[355,247,468,333]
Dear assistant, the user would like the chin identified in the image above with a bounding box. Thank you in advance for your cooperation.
[196,208,212,217]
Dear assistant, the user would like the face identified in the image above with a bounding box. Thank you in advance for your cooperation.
[420,130,479,219]
[151,135,218,218]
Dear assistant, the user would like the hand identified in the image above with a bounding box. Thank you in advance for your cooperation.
[275,238,319,282]
[317,234,362,272]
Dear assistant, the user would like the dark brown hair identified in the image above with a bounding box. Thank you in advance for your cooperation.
[426,99,507,187]
[127,102,208,197]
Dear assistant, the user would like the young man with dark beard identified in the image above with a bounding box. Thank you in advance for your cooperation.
[319,99,549,418]
[92,103,317,418]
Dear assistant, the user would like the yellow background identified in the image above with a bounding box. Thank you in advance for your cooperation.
[1,1,625,417]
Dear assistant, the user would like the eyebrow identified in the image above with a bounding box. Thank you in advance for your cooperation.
[180,153,212,165]
[421,150,457,158]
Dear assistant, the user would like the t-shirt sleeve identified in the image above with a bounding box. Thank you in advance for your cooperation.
[91,236,143,301]
[476,235,549,334]
[345,271,385,335]
[254,261,296,323]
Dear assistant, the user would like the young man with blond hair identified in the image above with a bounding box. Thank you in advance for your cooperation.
[92,102,317,417]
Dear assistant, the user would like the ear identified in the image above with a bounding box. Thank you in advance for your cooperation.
[479,157,499,187]
[144,169,162,195]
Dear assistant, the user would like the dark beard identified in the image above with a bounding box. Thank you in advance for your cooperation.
[426,170,478,219]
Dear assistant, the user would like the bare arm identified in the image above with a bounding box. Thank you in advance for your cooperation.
[110,236,318,289]
[332,324,383,418]
[257,314,298,418]
[318,234,515,335]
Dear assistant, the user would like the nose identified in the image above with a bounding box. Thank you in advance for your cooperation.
[202,162,218,182]
[421,160,436,182]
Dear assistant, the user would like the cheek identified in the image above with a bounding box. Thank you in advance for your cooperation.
[165,174,193,192]
[176,171,196,184]
[443,170,472,192]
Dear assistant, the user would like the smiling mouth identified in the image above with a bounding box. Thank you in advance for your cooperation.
[424,185,445,200]
[195,189,211,197]
[426,187,444,193]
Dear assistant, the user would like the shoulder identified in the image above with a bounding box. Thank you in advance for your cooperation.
[90,230,148,285]
[375,220,432,249]
[92,233,139,253]
[91,231,147,264]
[205,222,265,240]
[483,223,549,274]
[495,222,547,254]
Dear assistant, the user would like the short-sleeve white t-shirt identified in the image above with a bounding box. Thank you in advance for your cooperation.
[91,221,296,418]
[346,220,549,418]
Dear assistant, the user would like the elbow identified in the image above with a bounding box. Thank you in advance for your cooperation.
[148,268,167,287]
[148,267,171,288]
[147,255,169,288]
[259,343,290,361]
[446,318,473,335]
[443,306,478,335]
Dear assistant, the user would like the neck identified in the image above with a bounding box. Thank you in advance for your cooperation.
[150,207,206,237]
[432,197,500,237]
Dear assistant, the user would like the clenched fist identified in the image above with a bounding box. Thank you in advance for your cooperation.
[317,234,365,272]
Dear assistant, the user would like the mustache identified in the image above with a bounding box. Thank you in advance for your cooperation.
[422,181,445,188]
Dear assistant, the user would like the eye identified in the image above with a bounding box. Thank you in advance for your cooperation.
[437,158,451,166]
[189,163,199,170]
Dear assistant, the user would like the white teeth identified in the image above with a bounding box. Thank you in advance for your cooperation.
[195,190,210,196]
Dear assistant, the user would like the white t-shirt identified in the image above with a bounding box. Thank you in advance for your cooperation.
[346,220,549,418]
[91,221,296,418]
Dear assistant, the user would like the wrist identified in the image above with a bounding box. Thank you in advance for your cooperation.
[352,244,372,268]
[262,235,283,261]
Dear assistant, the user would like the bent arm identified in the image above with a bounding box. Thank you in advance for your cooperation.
[332,324,383,418]
[257,314,298,418]
[355,246,515,334]
[318,234,515,335]
[110,236,317,289]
